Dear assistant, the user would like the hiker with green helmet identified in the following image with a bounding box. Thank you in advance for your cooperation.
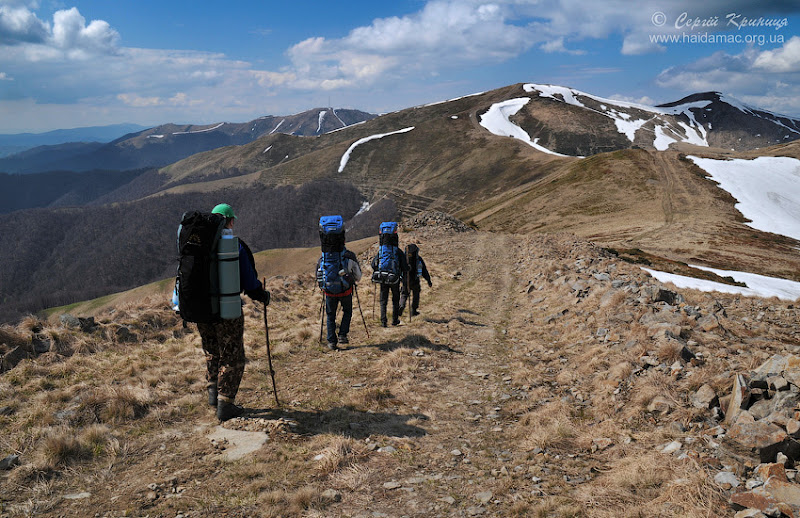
[195,203,270,421]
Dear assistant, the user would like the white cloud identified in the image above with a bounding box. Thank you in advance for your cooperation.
[609,94,656,106]
[50,8,119,54]
[0,71,11,80]
[754,36,800,73]
[0,3,48,44]
[117,93,162,108]
[540,37,586,55]
[2,0,800,131]
[656,40,800,115]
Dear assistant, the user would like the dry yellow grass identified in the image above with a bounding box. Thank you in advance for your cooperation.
[1,229,797,516]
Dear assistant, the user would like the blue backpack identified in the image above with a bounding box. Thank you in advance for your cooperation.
[317,215,351,295]
[372,222,400,285]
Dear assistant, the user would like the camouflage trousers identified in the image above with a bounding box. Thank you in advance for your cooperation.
[197,315,245,401]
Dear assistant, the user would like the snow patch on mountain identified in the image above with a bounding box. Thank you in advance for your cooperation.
[172,122,225,135]
[644,267,800,301]
[688,156,800,241]
[317,111,326,134]
[523,84,710,150]
[338,127,415,173]
[479,98,572,157]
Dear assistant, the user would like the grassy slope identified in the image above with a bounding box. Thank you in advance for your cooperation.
[3,226,799,517]
[152,84,800,284]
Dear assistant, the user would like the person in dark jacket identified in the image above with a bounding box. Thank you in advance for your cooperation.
[317,246,362,350]
[197,203,270,422]
[371,237,409,327]
[405,243,432,316]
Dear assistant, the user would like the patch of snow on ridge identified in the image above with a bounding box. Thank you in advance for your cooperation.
[270,119,284,134]
[147,134,164,139]
[479,98,571,157]
[423,91,486,108]
[355,201,371,216]
[688,156,800,241]
[317,111,327,133]
[653,126,677,151]
[328,120,365,134]
[643,267,800,301]
[172,122,225,135]
[693,265,800,301]
[338,127,415,173]
[523,84,710,147]
[263,145,272,154]
[332,109,346,127]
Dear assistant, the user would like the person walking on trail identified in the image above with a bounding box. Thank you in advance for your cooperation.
[371,222,409,328]
[405,243,432,316]
[197,203,270,422]
[316,215,362,351]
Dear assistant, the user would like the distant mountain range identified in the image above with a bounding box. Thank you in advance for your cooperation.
[0,108,376,174]
[0,123,148,158]
[1,82,799,323]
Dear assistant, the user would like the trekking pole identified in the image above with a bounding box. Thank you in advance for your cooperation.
[262,278,279,407]
[318,289,325,344]
[372,283,376,320]
[354,284,370,339]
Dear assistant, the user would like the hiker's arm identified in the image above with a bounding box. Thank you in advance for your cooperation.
[349,259,362,283]
[239,245,269,303]
[420,258,432,286]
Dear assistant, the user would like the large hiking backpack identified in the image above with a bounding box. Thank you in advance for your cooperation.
[316,215,351,295]
[176,211,227,323]
[372,222,400,285]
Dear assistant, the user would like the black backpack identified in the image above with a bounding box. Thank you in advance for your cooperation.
[176,211,226,323]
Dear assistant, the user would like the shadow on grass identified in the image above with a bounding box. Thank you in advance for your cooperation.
[344,333,461,353]
[423,315,486,327]
[244,405,428,439]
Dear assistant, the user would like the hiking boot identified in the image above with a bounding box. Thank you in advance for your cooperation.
[217,400,244,421]
[326,341,339,351]
[411,310,420,316]
[338,334,349,345]
[392,319,400,326]
[381,321,388,328]
[207,385,218,407]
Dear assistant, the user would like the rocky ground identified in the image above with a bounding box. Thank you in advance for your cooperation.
[1,219,800,517]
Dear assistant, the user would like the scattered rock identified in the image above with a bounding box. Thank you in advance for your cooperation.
[475,491,493,504]
[591,438,614,452]
[1,345,29,372]
[31,334,51,354]
[0,454,20,470]
[715,471,741,489]
[63,492,91,500]
[648,396,674,415]
[405,211,474,232]
[321,489,342,502]
[116,326,135,342]
[692,384,720,409]
[59,314,80,329]
[662,441,682,454]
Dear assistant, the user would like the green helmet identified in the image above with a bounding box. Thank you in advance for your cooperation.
[212,203,236,219]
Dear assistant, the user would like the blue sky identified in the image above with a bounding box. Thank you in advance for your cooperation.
[1,0,798,133]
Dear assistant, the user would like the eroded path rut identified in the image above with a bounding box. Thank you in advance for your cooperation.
[247,230,544,516]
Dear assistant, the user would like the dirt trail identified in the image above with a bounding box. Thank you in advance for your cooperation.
[253,230,538,516]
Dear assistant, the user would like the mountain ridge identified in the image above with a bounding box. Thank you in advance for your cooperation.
[0,108,376,174]
[1,81,798,324]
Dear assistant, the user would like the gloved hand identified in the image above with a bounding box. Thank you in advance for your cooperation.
[249,288,270,305]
